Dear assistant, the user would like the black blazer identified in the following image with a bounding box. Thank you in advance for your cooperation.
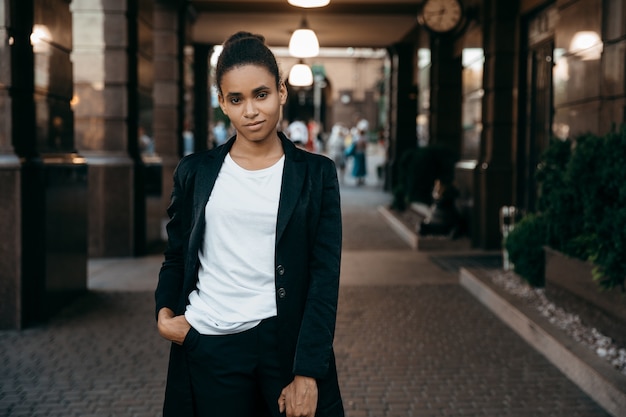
[155,133,344,416]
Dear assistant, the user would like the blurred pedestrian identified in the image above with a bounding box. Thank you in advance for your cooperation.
[306,118,319,153]
[182,120,194,156]
[346,120,368,186]
[213,120,229,146]
[139,126,155,155]
[327,123,347,183]
[287,119,308,148]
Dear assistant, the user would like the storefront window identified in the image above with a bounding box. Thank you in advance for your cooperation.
[461,48,483,160]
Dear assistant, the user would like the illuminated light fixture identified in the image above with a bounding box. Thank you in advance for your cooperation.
[570,31,603,61]
[288,60,313,87]
[289,17,319,58]
[288,0,330,7]
[30,24,51,45]
[30,24,52,53]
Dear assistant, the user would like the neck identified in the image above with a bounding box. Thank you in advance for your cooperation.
[229,134,284,170]
[232,133,281,154]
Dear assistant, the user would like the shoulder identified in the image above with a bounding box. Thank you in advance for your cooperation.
[175,150,207,173]
[281,132,334,169]
[302,148,334,168]
[174,145,224,180]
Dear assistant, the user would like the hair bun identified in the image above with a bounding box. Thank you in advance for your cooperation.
[215,31,280,93]
[224,31,265,45]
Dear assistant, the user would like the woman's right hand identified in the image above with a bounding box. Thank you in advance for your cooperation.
[157,307,191,345]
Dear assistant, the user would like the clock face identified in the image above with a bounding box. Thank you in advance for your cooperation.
[421,0,463,33]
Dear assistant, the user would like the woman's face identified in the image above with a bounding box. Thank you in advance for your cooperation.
[218,64,286,145]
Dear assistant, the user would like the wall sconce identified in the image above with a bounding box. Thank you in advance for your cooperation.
[288,60,313,87]
[288,0,330,7]
[289,16,319,58]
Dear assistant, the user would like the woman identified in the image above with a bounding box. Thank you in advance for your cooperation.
[155,31,344,417]
[326,124,347,184]
[348,122,368,186]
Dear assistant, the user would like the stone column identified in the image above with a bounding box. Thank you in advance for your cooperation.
[34,0,89,318]
[153,0,183,241]
[2,0,51,329]
[386,41,418,190]
[72,0,134,257]
[193,43,211,154]
[0,0,25,329]
[0,152,21,328]
[429,35,462,153]
[1,0,87,328]
[474,0,518,248]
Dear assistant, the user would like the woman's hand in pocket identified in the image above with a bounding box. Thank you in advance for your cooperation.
[157,307,191,345]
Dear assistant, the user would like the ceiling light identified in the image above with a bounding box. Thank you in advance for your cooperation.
[288,61,313,87]
[289,17,319,58]
[288,0,330,7]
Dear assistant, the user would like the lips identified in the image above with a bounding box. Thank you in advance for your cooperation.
[245,120,265,131]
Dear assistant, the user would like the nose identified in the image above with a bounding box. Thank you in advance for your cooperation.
[244,100,258,118]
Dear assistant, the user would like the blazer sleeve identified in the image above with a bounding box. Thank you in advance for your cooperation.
[155,159,190,320]
[292,157,342,378]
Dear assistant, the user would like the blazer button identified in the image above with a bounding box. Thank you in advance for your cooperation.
[278,288,287,298]
[276,265,285,276]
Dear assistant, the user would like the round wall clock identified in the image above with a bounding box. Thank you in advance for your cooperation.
[419,0,464,34]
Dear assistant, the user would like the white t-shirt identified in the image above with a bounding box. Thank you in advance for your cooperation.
[185,153,285,335]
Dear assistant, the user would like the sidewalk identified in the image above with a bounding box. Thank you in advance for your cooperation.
[0,181,614,416]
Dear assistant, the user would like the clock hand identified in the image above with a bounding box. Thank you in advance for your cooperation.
[424,8,445,16]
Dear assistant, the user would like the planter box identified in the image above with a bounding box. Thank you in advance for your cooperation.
[544,247,626,324]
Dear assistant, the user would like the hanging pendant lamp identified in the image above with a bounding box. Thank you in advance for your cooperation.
[288,0,330,7]
[288,60,313,87]
[289,16,319,58]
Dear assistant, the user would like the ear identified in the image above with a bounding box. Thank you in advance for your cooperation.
[279,82,288,105]
[218,94,228,116]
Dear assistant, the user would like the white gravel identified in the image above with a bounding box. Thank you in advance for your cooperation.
[488,270,626,376]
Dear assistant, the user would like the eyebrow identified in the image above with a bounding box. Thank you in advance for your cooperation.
[225,85,271,99]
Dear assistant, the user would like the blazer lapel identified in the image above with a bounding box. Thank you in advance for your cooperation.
[189,138,234,253]
[276,134,306,243]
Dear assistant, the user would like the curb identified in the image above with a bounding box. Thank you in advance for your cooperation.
[377,205,472,251]
[460,267,626,417]
[377,206,417,249]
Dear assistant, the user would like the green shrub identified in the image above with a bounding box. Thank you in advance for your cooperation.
[581,128,626,290]
[536,137,581,253]
[504,213,547,287]
[563,133,604,259]
[510,127,626,290]
[391,183,408,211]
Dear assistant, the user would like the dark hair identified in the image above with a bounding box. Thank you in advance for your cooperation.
[215,31,281,95]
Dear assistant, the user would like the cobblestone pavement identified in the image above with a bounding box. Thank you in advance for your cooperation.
[0,181,611,416]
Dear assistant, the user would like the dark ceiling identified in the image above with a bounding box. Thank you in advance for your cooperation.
[188,0,425,49]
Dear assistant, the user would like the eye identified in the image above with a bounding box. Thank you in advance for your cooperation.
[257,91,268,99]
[229,97,241,104]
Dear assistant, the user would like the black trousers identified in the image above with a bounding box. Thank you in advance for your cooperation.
[182,317,284,417]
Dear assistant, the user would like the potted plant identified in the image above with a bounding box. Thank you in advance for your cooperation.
[503,212,547,287]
